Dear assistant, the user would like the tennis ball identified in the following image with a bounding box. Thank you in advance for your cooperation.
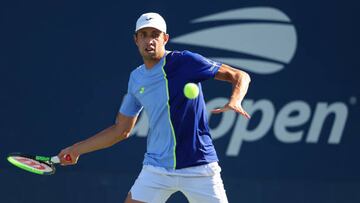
[184,83,199,99]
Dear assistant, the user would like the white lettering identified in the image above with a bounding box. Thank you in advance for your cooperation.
[226,99,275,156]
[207,97,236,140]
[274,101,311,143]
[306,102,348,144]
[132,98,350,156]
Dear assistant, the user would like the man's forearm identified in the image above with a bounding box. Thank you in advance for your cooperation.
[229,70,251,103]
[72,124,130,155]
[216,64,251,103]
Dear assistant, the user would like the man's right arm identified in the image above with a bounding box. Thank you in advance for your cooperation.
[57,113,138,165]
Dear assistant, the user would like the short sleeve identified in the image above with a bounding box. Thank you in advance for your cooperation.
[184,51,222,82]
[119,76,143,117]
[119,93,143,117]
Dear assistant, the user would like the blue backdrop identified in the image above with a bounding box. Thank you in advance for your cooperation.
[1,0,359,202]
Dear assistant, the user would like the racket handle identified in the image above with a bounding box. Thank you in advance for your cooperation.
[51,156,60,163]
[65,154,72,162]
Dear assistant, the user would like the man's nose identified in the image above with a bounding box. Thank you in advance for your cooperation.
[145,37,155,45]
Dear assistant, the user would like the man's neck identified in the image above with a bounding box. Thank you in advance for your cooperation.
[144,58,160,69]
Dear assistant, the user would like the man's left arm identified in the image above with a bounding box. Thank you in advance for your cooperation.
[213,64,251,119]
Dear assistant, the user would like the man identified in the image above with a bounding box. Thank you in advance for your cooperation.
[58,12,251,203]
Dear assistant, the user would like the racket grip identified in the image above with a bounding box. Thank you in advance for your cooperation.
[65,154,72,162]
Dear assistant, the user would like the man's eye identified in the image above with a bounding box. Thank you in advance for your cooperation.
[152,33,160,38]
[138,33,146,38]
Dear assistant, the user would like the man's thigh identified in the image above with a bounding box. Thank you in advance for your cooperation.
[179,173,229,203]
[129,168,177,203]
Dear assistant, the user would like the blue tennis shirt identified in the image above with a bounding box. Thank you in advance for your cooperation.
[120,50,221,169]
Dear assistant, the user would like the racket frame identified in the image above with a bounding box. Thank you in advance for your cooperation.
[7,153,58,175]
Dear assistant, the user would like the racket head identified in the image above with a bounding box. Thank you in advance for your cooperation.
[7,153,56,175]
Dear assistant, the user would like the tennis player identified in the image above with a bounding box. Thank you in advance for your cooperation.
[58,12,251,203]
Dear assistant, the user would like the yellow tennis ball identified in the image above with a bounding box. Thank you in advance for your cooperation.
[184,83,199,99]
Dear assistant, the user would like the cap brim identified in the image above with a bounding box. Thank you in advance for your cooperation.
[135,23,166,33]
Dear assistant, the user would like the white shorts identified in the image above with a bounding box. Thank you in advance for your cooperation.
[130,162,228,203]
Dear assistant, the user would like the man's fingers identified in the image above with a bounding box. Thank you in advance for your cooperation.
[57,149,78,166]
[59,154,69,165]
[211,108,225,114]
[211,105,250,119]
[240,111,251,119]
[211,106,230,114]
[237,107,251,119]
[60,155,76,166]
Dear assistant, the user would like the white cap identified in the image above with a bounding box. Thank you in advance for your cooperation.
[135,12,167,33]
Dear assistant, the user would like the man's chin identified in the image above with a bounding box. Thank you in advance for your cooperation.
[145,51,159,57]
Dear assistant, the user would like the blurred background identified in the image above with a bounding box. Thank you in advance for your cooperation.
[1,0,359,202]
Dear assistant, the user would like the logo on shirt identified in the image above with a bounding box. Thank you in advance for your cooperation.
[139,87,145,94]
[171,7,297,75]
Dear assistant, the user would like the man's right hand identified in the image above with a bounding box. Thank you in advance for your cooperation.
[57,146,80,166]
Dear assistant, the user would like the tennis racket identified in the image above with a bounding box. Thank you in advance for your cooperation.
[7,152,71,175]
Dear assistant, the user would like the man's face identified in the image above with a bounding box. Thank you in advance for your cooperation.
[134,27,169,61]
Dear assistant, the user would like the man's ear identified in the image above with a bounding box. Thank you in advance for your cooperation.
[133,34,138,45]
[163,33,170,45]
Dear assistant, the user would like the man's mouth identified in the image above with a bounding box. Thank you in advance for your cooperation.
[145,47,155,52]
